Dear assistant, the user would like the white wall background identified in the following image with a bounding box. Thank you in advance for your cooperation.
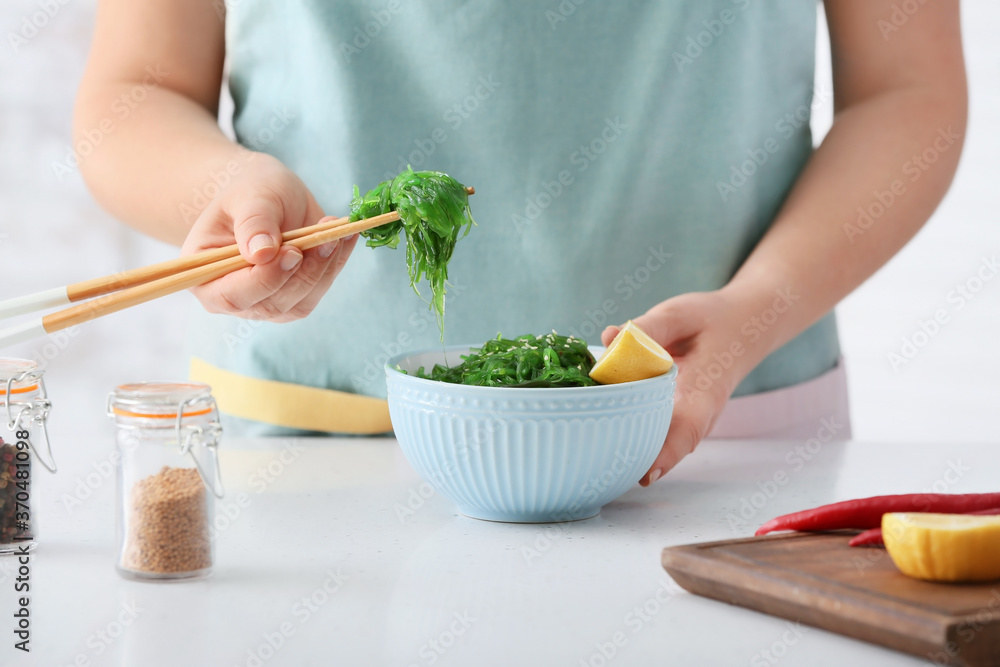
[0,1,996,446]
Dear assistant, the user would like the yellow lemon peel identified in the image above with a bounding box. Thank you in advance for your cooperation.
[589,320,673,385]
[883,512,1000,583]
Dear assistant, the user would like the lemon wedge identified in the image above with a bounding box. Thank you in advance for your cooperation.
[589,320,673,385]
[882,513,1000,583]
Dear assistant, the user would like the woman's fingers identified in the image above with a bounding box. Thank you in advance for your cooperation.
[279,234,359,320]
[635,298,708,346]
[640,382,717,485]
[229,194,291,265]
[600,326,619,347]
[184,179,359,320]
[191,246,302,314]
[241,234,358,321]
[601,294,710,349]
[184,197,299,314]
[600,293,734,486]
[239,196,348,316]
[251,244,340,315]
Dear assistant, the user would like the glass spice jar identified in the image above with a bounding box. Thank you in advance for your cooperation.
[108,382,224,581]
[0,358,56,556]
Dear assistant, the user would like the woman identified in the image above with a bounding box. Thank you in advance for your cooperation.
[74,0,966,485]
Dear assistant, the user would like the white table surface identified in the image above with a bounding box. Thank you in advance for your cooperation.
[2,436,998,667]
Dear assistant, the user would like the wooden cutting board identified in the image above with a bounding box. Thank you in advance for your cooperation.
[662,532,1000,667]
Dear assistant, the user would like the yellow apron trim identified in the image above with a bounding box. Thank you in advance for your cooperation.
[189,357,392,434]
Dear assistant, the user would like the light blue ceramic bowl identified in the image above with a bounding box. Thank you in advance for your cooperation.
[386,346,677,523]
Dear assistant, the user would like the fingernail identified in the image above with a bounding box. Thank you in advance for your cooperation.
[648,469,662,484]
[248,233,275,255]
[318,241,339,258]
[280,250,302,271]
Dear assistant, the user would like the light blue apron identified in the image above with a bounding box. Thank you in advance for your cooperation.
[193,0,838,434]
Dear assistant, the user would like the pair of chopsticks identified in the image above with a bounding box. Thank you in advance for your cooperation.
[0,186,473,348]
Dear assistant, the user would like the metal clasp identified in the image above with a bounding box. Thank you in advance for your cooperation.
[4,370,56,473]
[175,396,224,498]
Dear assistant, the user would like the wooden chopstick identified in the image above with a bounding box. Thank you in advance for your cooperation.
[44,210,401,333]
[0,214,348,321]
[0,210,395,347]
[0,185,475,347]
[69,214,353,301]
[0,186,474,321]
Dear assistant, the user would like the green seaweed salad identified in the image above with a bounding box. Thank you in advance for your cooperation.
[411,333,597,388]
[352,171,592,388]
[350,167,475,337]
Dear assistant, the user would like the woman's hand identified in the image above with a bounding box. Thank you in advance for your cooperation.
[181,153,358,321]
[601,290,763,486]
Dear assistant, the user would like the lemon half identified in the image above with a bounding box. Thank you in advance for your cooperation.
[589,320,673,385]
[882,513,1000,583]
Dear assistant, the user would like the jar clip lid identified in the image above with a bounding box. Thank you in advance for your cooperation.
[4,370,56,473]
[176,395,225,499]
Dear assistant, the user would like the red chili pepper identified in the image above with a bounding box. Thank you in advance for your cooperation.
[848,527,885,547]
[847,506,1000,547]
[755,493,1000,536]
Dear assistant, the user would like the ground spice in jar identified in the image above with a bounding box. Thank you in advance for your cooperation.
[122,466,211,574]
[0,438,31,544]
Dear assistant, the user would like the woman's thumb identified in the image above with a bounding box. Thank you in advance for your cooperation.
[231,195,286,264]
[600,325,621,347]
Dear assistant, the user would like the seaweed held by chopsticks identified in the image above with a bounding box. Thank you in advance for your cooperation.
[350,167,476,338]
[412,333,597,388]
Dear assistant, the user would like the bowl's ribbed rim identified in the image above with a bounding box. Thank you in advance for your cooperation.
[385,344,677,396]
